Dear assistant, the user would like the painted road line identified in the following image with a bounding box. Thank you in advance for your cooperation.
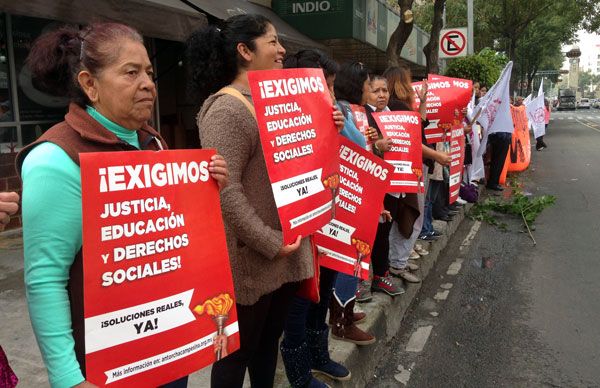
[459,221,481,251]
[394,362,415,385]
[447,259,464,275]
[406,325,434,352]
[434,290,450,301]
[577,119,600,134]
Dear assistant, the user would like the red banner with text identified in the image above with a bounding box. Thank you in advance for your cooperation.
[449,125,466,204]
[372,111,424,193]
[413,75,472,143]
[81,150,239,387]
[350,104,374,151]
[314,136,392,280]
[248,68,340,245]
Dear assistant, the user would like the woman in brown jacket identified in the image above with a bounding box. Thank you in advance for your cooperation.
[187,14,340,388]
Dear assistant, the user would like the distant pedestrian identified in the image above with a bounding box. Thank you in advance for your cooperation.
[536,98,550,151]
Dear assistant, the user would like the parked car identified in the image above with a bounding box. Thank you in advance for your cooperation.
[578,98,591,109]
[594,99,600,109]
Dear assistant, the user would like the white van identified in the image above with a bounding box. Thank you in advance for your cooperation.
[578,98,591,109]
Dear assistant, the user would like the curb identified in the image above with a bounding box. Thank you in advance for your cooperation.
[321,201,475,387]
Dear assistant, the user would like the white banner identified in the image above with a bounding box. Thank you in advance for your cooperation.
[467,125,485,182]
[476,62,514,157]
[85,290,196,354]
[526,94,546,139]
[319,219,356,245]
[271,168,324,208]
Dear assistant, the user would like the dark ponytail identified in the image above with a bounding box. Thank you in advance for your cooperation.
[283,49,339,77]
[185,14,272,104]
[26,22,143,107]
[26,26,82,100]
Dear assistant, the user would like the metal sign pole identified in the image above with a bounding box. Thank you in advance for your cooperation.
[467,0,474,55]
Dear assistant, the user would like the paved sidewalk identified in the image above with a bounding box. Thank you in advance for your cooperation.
[0,202,472,387]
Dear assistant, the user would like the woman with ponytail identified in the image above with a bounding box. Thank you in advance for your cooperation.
[189,15,342,388]
[18,23,228,388]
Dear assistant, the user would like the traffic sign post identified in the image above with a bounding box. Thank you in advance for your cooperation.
[439,28,468,58]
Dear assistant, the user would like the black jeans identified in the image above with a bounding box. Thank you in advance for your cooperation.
[211,282,299,388]
[487,132,512,186]
[282,267,337,348]
[371,194,399,277]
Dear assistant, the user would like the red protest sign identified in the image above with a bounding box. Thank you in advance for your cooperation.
[81,150,239,387]
[350,104,374,151]
[248,68,340,245]
[314,136,392,280]
[413,75,472,142]
[449,125,466,204]
[372,111,424,193]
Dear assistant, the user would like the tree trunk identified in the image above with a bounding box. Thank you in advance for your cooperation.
[423,0,445,75]
[386,0,415,68]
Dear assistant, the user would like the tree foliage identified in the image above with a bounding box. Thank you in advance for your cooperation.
[445,48,508,87]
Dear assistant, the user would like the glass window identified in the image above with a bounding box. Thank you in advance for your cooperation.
[0,126,17,152]
[21,122,54,146]
[12,15,68,121]
[0,13,14,122]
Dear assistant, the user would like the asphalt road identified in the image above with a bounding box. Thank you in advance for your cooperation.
[369,109,600,388]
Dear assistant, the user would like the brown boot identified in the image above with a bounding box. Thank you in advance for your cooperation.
[327,303,366,325]
[329,298,375,345]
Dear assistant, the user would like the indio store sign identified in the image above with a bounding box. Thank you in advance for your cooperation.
[291,1,334,13]
[272,0,351,40]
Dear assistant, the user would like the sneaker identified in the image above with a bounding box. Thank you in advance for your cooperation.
[456,197,467,205]
[407,262,420,271]
[409,249,420,260]
[356,281,373,303]
[389,267,422,283]
[431,230,443,237]
[371,273,405,296]
[414,243,429,256]
[418,234,438,241]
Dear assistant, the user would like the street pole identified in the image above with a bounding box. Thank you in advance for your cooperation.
[467,0,474,55]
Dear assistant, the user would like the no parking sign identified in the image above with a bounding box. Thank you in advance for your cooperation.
[439,28,467,58]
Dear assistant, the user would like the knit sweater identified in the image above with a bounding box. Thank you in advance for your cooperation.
[197,87,313,306]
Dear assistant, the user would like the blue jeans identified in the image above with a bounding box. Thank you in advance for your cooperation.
[282,268,337,348]
[333,273,359,306]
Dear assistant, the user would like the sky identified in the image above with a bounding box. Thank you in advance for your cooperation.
[562,30,600,74]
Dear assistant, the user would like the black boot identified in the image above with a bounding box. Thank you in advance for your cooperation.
[280,340,329,388]
[307,326,351,381]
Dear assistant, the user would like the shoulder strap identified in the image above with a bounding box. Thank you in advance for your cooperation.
[218,86,256,119]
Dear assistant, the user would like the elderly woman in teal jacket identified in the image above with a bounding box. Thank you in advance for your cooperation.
[19,22,228,388]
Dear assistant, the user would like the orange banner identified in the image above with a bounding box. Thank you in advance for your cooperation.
[499,105,531,183]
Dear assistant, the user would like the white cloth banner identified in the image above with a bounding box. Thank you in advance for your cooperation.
[476,61,515,157]
[526,94,546,139]
[467,124,485,182]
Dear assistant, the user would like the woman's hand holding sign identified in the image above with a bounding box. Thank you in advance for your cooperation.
[275,235,302,259]
[209,154,229,191]
[374,137,393,153]
[333,107,345,133]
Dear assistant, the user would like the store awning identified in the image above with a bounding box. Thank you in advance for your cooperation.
[0,0,207,42]
[188,0,328,54]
